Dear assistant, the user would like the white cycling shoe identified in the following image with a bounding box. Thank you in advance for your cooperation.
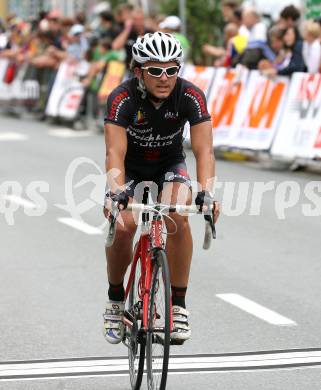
[103,300,125,344]
[171,305,191,343]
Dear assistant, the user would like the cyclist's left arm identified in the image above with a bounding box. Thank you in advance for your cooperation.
[190,120,215,192]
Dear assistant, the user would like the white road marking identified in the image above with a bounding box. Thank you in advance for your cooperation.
[1,350,321,381]
[57,218,103,235]
[0,132,28,141]
[1,195,37,209]
[48,128,94,138]
[217,294,297,326]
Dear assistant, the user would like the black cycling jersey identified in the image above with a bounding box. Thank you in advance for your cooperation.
[104,76,211,180]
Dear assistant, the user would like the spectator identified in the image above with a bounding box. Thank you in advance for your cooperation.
[242,7,267,43]
[112,8,152,68]
[203,23,248,67]
[234,7,274,69]
[261,26,306,77]
[65,24,89,62]
[221,0,242,24]
[0,18,9,50]
[302,20,321,74]
[98,11,119,40]
[60,18,75,49]
[75,11,86,26]
[29,29,61,69]
[259,26,287,72]
[0,19,25,58]
[278,5,301,29]
[279,26,306,74]
[35,23,88,67]
[114,3,134,27]
[46,10,63,50]
[82,38,124,88]
[159,16,190,58]
[145,13,161,32]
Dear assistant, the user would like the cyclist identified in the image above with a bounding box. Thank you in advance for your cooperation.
[103,31,219,345]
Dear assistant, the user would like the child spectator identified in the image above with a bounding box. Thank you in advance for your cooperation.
[82,38,124,89]
[258,26,286,72]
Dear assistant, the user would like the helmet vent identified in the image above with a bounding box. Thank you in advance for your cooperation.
[138,49,148,57]
[161,40,166,56]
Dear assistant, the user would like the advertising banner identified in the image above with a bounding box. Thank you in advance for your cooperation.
[98,61,126,104]
[229,71,288,150]
[181,64,215,97]
[46,61,84,119]
[271,73,321,159]
[207,67,249,147]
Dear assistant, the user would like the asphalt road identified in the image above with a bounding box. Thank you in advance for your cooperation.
[0,114,321,390]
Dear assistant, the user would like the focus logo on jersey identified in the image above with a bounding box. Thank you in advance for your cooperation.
[134,109,148,125]
[184,87,208,119]
[164,110,179,120]
[108,91,130,121]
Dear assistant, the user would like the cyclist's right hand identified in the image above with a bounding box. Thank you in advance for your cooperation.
[104,191,129,219]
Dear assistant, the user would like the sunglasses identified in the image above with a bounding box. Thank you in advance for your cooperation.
[141,65,180,78]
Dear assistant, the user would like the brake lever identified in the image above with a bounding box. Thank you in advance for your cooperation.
[105,204,120,248]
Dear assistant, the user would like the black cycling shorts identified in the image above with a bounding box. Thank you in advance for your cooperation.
[124,161,192,201]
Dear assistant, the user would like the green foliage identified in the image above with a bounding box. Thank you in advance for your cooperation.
[109,0,126,11]
[160,0,224,64]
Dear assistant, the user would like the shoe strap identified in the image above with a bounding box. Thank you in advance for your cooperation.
[104,320,123,330]
[104,313,123,321]
[173,322,190,331]
[172,306,190,330]
[172,305,189,316]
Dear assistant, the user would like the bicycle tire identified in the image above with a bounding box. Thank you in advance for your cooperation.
[146,249,171,390]
[127,255,145,390]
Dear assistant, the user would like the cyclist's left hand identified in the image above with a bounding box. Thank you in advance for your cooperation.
[195,190,220,223]
[104,190,129,219]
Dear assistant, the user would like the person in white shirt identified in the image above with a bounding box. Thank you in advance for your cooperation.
[242,7,267,42]
[302,20,321,74]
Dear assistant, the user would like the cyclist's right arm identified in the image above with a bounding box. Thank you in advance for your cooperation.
[104,85,132,195]
[104,123,127,193]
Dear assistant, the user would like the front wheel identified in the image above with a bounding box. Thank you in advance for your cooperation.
[127,255,145,390]
[146,249,171,390]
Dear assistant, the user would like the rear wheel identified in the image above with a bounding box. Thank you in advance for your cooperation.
[146,249,171,390]
[127,255,145,390]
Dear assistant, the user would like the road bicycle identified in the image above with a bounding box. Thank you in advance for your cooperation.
[106,189,216,390]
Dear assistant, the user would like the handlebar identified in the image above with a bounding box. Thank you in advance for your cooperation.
[105,203,216,250]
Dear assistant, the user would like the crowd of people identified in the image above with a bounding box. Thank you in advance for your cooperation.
[0,1,320,109]
[203,2,321,76]
[0,4,190,84]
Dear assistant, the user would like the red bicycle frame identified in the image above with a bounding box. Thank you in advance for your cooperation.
[124,214,173,331]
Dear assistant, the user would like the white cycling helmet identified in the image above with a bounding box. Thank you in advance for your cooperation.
[132,31,183,64]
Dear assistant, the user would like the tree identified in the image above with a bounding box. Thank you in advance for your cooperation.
[159,0,224,64]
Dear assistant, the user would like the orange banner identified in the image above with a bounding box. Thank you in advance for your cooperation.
[243,79,286,129]
[211,71,242,128]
